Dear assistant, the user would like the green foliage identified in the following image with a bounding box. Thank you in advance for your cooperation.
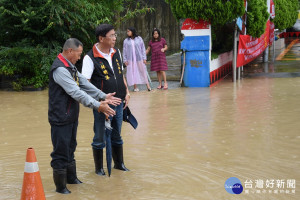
[0,0,117,48]
[0,45,59,89]
[273,0,299,31]
[211,52,219,60]
[0,0,153,90]
[165,0,245,26]
[114,1,155,27]
[246,0,269,38]
[0,0,153,49]
[211,23,235,54]
[165,0,244,53]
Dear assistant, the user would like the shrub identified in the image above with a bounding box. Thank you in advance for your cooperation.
[0,0,153,90]
[0,45,60,90]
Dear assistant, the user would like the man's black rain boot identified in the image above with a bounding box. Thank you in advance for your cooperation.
[53,168,71,194]
[67,161,83,184]
[112,145,130,171]
[93,148,106,175]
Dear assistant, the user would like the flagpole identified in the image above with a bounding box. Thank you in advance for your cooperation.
[233,24,237,82]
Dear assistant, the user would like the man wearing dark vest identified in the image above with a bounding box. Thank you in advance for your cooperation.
[82,24,131,176]
[48,38,121,194]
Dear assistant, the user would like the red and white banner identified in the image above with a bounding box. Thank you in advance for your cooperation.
[237,20,270,67]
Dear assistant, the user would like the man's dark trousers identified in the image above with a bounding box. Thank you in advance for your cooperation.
[50,121,78,169]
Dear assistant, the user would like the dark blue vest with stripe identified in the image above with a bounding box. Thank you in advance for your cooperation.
[48,54,79,125]
[86,47,126,100]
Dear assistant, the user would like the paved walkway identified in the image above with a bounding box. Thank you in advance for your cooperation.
[146,52,182,81]
[128,37,300,92]
[126,52,182,92]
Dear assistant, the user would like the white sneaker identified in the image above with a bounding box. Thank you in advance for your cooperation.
[133,88,139,92]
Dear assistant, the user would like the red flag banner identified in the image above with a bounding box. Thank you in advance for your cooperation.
[237,20,270,67]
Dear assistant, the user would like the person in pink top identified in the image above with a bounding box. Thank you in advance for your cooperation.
[146,28,168,90]
[123,27,151,92]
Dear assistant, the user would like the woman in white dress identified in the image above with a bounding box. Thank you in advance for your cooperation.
[123,27,151,92]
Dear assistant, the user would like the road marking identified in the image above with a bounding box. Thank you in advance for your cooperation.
[281,58,300,61]
[276,39,299,61]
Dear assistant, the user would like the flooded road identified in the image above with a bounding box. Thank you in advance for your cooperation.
[0,41,300,199]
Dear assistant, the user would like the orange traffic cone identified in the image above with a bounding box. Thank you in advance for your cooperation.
[21,147,46,200]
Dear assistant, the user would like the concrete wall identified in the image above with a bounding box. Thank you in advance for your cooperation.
[275,38,285,50]
[115,0,181,54]
[210,51,233,85]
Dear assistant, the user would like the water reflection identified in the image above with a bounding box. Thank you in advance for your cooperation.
[0,74,300,199]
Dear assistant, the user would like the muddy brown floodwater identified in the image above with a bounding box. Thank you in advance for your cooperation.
[1,43,300,199]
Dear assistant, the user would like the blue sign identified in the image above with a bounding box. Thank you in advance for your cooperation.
[236,17,243,32]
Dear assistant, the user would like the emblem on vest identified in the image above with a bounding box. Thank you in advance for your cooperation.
[100,62,110,80]
[73,71,79,86]
[116,58,122,74]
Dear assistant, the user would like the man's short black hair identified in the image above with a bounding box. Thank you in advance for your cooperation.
[95,24,114,42]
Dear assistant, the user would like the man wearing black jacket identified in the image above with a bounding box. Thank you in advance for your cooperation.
[82,24,131,176]
[48,38,121,194]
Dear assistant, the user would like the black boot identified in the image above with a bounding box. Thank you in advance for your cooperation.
[67,161,82,184]
[112,145,130,171]
[93,148,106,175]
[53,168,71,194]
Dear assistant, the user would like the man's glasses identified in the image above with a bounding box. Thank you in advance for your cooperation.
[105,34,117,38]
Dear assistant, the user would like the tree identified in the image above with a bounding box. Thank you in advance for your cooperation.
[165,0,245,26]
[165,0,245,54]
[0,0,153,90]
[273,0,299,31]
[246,0,269,38]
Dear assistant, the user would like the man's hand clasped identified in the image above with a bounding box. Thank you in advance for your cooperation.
[105,92,122,106]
